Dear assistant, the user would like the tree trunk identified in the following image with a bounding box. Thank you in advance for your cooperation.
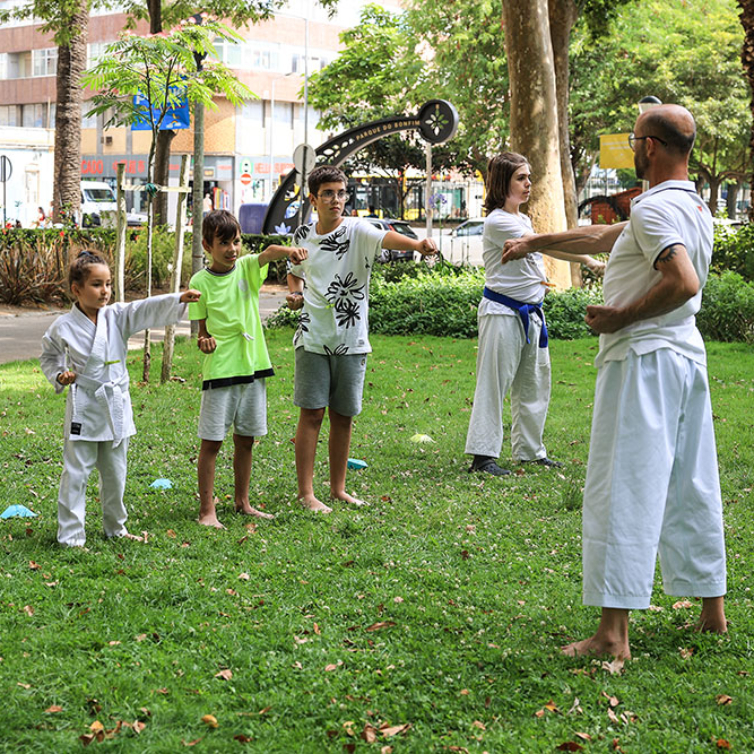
[739,0,754,221]
[149,0,174,228]
[154,130,176,226]
[727,179,742,219]
[548,0,579,230]
[52,0,88,225]
[502,0,571,289]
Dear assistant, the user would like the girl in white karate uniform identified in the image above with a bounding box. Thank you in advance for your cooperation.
[40,251,200,547]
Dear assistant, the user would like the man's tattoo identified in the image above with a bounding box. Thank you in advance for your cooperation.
[656,244,682,265]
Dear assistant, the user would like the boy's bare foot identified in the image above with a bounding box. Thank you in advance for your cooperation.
[561,635,631,661]
[235,502,274,520]
[298,494,332,513]
[331,491,368,507]
[198,513,226,529]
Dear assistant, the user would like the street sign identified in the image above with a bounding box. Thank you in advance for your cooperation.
[240,172,252,186]
[0,155,12,183]
[132,91,190,131]
[293,143,316,175]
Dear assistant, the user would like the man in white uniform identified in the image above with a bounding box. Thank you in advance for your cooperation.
[502,104,727,659]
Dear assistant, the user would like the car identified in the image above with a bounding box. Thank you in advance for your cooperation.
[365,217,418,262]
[445,218,484,265]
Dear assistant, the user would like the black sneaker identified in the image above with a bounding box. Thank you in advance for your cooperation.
[468,456,511,476]
[520,457,563,468]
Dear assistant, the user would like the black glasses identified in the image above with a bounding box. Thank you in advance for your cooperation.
[628,133,668,151]
[318,190,348,201]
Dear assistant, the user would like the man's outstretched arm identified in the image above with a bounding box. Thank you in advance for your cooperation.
[502,222,627,263]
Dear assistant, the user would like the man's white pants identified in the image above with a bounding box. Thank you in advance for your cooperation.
[57,438,130,546]
[582,349,726,609]
[465,313,550,461]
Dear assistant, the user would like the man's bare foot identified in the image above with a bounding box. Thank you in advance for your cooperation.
[298,494,332,513]
[562,635,631,660]
[235,502,274,520]
[694,596,727,633]
[331,491,368,507]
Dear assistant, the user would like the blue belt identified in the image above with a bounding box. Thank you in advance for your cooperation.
[483,287,548,348]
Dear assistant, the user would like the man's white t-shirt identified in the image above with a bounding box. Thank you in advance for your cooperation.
[596,179,713,367]
[479,209,547,317]
[289,217,386,355]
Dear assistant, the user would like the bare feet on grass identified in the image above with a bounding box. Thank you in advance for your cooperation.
[562,635,631,661]
[198,497,226,529]
[120,531,145,542]
[297,494,332,513]
[695,596,728,634]
[234,502,274,520]
[331,491,368,507]
[562,608,631,660]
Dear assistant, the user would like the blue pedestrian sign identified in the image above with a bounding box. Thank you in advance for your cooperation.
[132,91,190,131]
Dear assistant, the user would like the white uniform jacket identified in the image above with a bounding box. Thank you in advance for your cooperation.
[40,294,187,446]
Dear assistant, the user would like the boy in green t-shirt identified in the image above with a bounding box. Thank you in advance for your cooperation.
[189,210,306,528]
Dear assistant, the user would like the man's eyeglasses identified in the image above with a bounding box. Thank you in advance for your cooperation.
[628,133,668,151]
[318,190,348,201]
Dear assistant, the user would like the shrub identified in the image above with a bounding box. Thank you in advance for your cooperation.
[0,227,114,305]
[698,271,754,343]
[125,226,193,291]
[712,223,754,281]
[544,285,603,340]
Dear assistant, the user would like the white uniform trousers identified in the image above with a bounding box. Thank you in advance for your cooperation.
[465,313,551,461]
[57,438,130,546]
[582,349,727,609]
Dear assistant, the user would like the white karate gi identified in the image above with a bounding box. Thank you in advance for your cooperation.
[465,209,551,461]
[582,180,726,609]
[40,294,187,546]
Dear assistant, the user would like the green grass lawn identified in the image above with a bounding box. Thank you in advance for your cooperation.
[0,331,752,753]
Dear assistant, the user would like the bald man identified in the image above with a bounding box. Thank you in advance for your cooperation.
[502,105,727,660]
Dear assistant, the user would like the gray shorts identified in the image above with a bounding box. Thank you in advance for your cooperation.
[198,380,267,441]
[294,348,368,417]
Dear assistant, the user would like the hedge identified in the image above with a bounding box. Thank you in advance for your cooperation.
[268,263,754,344]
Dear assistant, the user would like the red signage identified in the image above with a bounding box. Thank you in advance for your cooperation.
[240,172,252,186]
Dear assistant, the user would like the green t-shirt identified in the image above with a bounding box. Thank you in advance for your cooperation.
[188,254,274,389]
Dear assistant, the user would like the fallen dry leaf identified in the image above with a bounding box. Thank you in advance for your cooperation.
[556,743,584,752]
[716,694,733,706]
[22,605,34,617]
[574,732,592,742]
[181,738,202,747]
[601,692,620,708]
[366,621,396,632]
[679,647,695,659]
[607,708,620,724]
[472,720,486,731]
[380,723,411,737]
[166,529,177,538]
[233,734,253,743]
[214,669,233,681]
[362,724,378,743]
[29,561,41,570]
[381,748,394,754]
[460,689,470,696]
[324,660,343,672]
[716,739,732,749]
[601,658,625,675]
[238,572,250,581]
[108,641,121,646]
[201,714,219,728]
[45,705,63,713]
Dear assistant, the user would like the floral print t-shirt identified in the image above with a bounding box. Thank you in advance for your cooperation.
[289,217,386,355]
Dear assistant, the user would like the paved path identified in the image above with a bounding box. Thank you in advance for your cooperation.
[0,287,287,366]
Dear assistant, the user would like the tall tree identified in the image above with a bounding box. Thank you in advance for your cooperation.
[740,0,754,218]
[0,0,90,224]
[502,0,571,287]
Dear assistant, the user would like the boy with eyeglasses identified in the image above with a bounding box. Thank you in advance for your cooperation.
[287,165,438,512]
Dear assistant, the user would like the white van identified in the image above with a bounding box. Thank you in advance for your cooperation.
[81,180,117,227]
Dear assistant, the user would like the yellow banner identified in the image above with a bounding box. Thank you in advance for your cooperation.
[600,133,635,170]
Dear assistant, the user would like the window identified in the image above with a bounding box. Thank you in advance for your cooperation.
[88,42,109,66]
[32,48,57,77]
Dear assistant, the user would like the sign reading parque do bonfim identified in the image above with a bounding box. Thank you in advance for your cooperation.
[262,100,459,235]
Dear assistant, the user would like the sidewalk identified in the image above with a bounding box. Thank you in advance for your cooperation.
[0,285,288,366]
